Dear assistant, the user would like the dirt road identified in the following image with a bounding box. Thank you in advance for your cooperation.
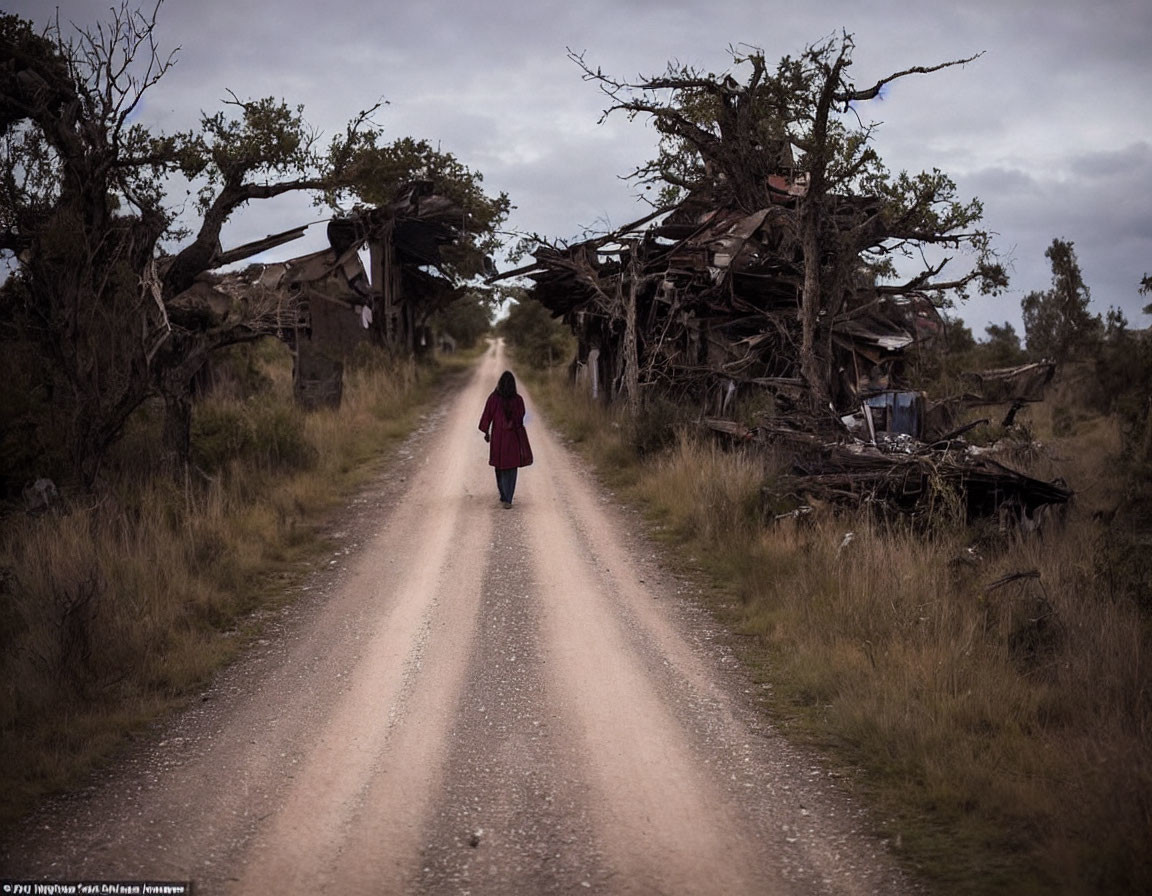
[1,342,913,894]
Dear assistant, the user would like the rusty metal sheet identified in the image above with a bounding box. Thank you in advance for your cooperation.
[962,363,1056,404]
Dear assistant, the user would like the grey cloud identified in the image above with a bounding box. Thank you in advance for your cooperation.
[963,166,1043,198]
[955,141,1152,332]
[6,0,1151,333]
[1069,142,1152,179]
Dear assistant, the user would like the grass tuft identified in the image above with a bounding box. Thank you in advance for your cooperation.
[0,341,466,830]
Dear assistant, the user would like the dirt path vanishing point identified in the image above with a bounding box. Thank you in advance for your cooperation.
[1,341,917,895]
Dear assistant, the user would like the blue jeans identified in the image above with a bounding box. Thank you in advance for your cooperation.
[495,468,518,504]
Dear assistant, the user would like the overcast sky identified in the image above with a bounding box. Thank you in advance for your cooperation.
[12,0,1152,337]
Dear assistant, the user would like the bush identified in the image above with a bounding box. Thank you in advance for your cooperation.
[627,394,695,457]
[435,293,492,349]
[1092,331,1152,462]
[197,341,283,401]
[192,400,317,475]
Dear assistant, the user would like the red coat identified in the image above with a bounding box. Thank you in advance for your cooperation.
[479,391,530,469]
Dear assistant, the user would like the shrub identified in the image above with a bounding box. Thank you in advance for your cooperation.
[626,394,695,457]
[192,400,316,475]
[499,298,574,369]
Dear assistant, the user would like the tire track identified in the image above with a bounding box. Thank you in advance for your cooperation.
[413,505,607,894]
[234,390,495,892]
[520,402,784,895]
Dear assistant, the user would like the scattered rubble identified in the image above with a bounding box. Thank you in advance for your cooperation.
[495,190,1072,527]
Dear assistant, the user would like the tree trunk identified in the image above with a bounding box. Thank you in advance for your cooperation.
[799,208,831,409]
[162,387,193,476]
[796,46,844,413]
[157,346,208,476]
[622,268,641,418]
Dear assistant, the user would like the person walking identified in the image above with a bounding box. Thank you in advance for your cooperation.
[479,370,532,507]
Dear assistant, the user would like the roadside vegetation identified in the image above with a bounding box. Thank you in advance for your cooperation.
[504,307,1152,896]
[1,1,503,835]
[0,341,475,831]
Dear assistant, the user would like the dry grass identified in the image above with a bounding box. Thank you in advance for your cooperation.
[528,370,1152,896]
[0,341,467,830]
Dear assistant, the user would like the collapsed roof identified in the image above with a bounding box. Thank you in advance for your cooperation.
[171,182,480,408]
[498,188,1072,525]
[498,181,943,416]
[189,180,475,353]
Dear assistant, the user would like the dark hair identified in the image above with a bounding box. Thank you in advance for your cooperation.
[496,370,517,399]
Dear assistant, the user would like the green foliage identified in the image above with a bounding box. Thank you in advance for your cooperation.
[499,295,574,369]
[944,315,978,355]
[1021,238,1102,363]
[1104,305,1129,340]
[191,400,317,475]
[908,313,976,392]
[980,321,1027,368]
[434,291,493,349]
[869,169,1006,303]
[893,314,1029,400]
[577,37,1004,300]
[327,135,511,278]
[1090,329,1152,461]
[182,96,320,210]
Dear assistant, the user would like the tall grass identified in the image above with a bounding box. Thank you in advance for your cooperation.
[528,369,1152,895]
[0,341,460,830]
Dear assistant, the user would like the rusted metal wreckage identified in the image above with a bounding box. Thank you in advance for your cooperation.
[495,189,1071,526]
[175,181,472,408]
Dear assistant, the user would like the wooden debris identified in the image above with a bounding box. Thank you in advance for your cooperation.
[201,181,475,407]
[494,191,1073,527]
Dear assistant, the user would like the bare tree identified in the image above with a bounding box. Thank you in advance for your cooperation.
[570,34,1007,407]
[0,3,381,485]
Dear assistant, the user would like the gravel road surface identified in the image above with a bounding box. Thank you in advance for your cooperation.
[1,341,915,895]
